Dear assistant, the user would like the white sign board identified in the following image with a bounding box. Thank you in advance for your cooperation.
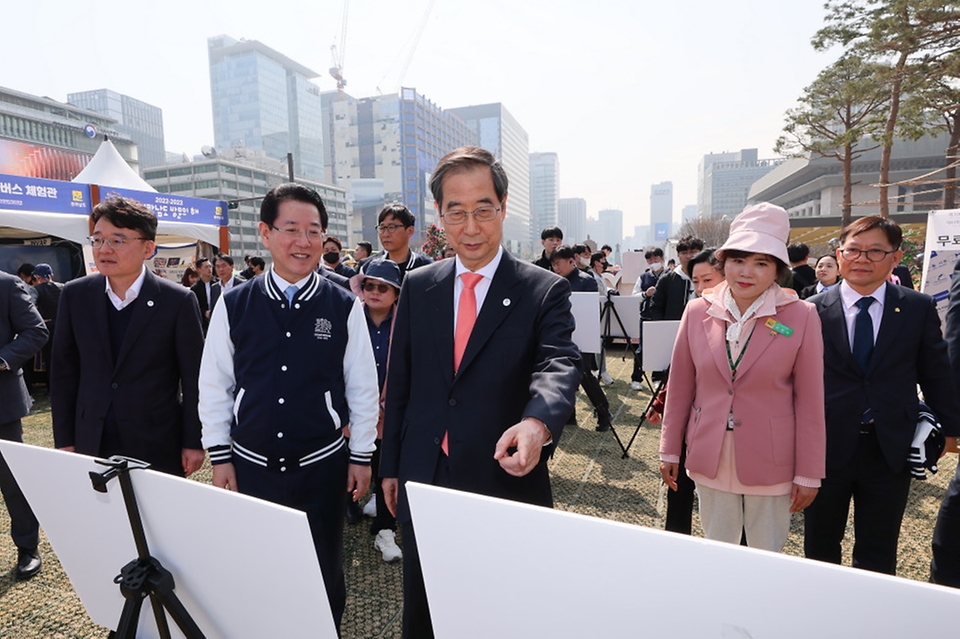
[642,320,681,371]
[0,441,336,638]
[619,250,645,286]
[406,482,960,639]
[569,291,601,354]
[920,208,960,323]
[602,294,642,340]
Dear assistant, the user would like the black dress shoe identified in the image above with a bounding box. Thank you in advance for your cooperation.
[15,550,41,580]
[595,421,612,432]
[345,499,363,524]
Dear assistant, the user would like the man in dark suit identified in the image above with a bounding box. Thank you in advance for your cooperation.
[0,271,47,579]
[51,196,206,477]
[214,253,245,293]
[381,146,581,639]
[648,235,702,321]
[190,257,220,335]
[805,216,960,575]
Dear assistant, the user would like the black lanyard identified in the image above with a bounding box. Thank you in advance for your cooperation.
[726,324,757,381]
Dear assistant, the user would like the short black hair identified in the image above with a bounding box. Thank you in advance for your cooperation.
[787,242,810,262]
[572,244,587,255]
[249,256,266,269]
[92,196,158,241]
[601,244,612,252]
[840,216,902,249]
[590,252,606,268]
[684,249,718,277]
[652,247,664,258]
[676,236,704,253]
[324,235,343,250]
[550,245,576,261]
[357,241,373,254]
[260,183,328,230]
[644,250,653,260]
[541,226,563,241]
[16,263,34,278]
[195,257,210,269]
[378,203,416,228]
[215,253,235,267]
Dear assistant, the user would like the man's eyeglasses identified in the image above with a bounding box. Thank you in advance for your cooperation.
[362,281,394,294]
[87,236,148,250]
[839,247,898,262]
[270,225,323,241]
[440,206,501,225]
[376,223,406,234]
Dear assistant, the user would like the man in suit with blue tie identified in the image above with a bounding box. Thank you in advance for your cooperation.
[381,146,582,638]
[804,216,960,575]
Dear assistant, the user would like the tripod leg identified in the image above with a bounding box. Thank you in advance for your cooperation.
[114,596,145,639]
[149,591,173,639]
[621,378,666,459]
[154,588,207,639]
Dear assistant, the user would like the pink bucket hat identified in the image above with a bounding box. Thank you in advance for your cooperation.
[716,202,791,266]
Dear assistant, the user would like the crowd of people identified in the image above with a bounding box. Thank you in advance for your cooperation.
[1,146,959,637]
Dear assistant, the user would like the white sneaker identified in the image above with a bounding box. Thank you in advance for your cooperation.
[363,495,377,518]
[630,381,642,391]
[374,529,403,563]
[601,372,615,386]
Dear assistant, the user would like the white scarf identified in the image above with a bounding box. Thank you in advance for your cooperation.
[723,286,768,344]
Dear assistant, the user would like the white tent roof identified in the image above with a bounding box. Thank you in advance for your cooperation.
[72,139,155,192]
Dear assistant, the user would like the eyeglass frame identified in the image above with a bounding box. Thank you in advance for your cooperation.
[269,225,323,241]
[87,235,149,250]
[440,205,502,225]
[838,247,899,262]
[376,222,409,234]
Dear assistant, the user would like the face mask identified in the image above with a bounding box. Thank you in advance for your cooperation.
[578,256,590,268]
[322,252,340,265]
[651,261,663,272]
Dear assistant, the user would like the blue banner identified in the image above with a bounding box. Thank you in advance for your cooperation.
[655,222,669,241]
[101,187,228,226]
[0,174,91,215]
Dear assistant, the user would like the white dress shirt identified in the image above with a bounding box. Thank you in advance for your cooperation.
[840,280,885,351]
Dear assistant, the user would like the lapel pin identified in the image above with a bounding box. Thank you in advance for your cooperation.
[146,300,154,307]
[895,307,900,312]
[503,298,511,307]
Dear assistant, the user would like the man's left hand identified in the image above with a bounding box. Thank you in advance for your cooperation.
[182,448,205,477]
[347,464,372,502]
[494,418,550,477]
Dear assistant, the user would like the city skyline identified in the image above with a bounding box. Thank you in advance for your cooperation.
[2,0,839,235]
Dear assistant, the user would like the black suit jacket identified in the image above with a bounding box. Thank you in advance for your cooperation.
[381,251,582,523]
[51,271,205,474]
[0,273,48,423]
[191,279,221,333]
[811,284,960,474]
[648,269,691,320]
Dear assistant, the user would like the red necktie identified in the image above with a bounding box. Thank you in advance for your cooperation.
[443,272,483,455]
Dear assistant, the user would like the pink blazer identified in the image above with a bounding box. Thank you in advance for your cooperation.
[660,290,826,486]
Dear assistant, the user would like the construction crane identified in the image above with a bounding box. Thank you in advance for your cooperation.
[329,0,350,93]
[376,0,436,95]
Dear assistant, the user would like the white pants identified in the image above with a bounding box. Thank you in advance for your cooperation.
[696,484,792,553]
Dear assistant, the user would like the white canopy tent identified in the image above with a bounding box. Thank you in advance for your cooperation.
[72,140,223,246]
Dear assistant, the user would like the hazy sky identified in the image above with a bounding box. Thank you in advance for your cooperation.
[3,0,840,236]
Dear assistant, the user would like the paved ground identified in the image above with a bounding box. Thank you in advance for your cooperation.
[0,346,956,637]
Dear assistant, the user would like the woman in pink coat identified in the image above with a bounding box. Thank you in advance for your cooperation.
[659,202,826,552]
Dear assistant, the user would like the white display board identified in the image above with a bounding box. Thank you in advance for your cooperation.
[602,294,642,340]
[570,291,601,354]
[406,482,960,639]
[920,208,960,323]
[642,320,681,371]
[0,441,336,639]
[619,251,645,286]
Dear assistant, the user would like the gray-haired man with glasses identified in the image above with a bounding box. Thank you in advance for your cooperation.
[51,196,206,477]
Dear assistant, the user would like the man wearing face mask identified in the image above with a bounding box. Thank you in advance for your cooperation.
[630,247,666,390]
[573,244,591,271]
[322,236,357,279]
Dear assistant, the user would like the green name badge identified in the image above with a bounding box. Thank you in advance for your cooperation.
[764,318,794,337]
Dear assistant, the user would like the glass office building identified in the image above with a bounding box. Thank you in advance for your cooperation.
[208,35,324,182]
[67,89,166,169]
